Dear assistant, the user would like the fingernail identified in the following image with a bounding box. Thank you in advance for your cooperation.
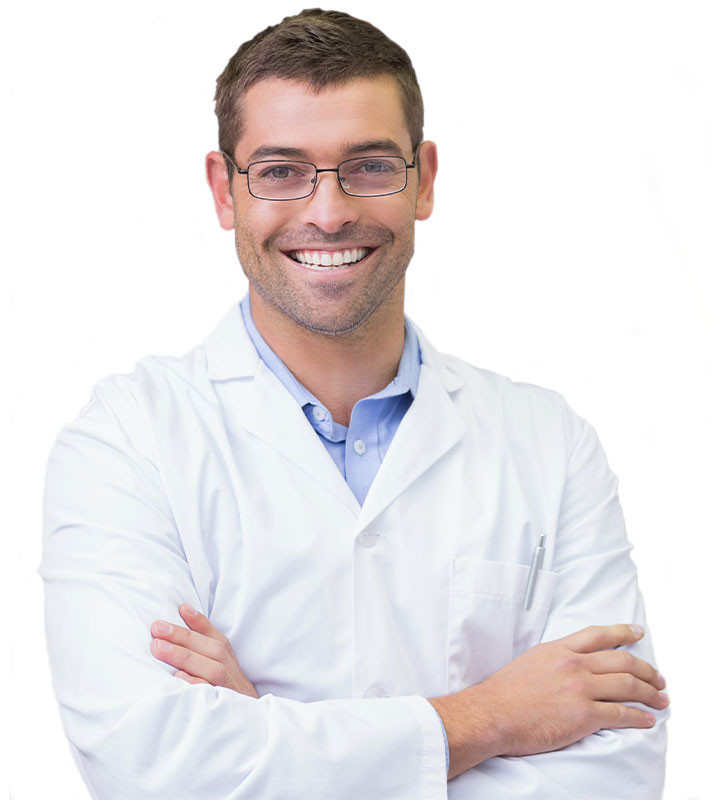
[646,712,656,725]
[156,621,172,635]
[183,603,198,616]
[659,692,670,706]
[629,624,644,636]
[657,672,666,687]
[154,638,172,652]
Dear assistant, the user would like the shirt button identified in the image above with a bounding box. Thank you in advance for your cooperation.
[313,406,326,421]
[357,530,379,548]
[353,439,366,455]
[363,684,388,698]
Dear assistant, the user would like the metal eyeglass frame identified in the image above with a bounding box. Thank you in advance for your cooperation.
[221,146,420,201]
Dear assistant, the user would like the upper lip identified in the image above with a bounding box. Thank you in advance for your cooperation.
[283,245,375,252]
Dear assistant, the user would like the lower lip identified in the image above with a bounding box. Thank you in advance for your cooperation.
[284,249,375,274]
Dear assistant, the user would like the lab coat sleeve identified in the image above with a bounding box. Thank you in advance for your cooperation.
[40,382,447,800]
[456,402,668,799]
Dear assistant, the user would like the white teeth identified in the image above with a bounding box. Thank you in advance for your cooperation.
[289,247,370,269]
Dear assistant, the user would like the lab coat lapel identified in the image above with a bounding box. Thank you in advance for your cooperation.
[205,304,361,516]
[246,362,361,515]
[358,329,467,530]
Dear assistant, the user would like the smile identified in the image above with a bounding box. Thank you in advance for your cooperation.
[288,247,372,270]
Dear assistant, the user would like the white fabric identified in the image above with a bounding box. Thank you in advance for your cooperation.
[41,304,667,799]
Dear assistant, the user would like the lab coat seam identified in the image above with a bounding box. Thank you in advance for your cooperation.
[143,353,221,407]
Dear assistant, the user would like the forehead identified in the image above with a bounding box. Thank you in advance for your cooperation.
[236,76,411,160]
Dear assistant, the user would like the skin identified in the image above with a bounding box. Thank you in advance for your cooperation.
[151,75,669,780]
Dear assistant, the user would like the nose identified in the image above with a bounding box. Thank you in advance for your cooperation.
[298,170,360,233]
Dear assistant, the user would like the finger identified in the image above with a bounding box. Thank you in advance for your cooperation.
[174,669,210,686]
[150,620,225,662]
[179,604,227,643]
[587,649,666,690]
[564,624,645,654]
[592,673,670,711]
[593,700,657,730]
[150,638,226,686]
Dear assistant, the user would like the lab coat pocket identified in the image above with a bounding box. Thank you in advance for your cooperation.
[447,557,558,691]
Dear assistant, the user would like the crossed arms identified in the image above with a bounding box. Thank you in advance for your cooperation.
[42,380,668,799]
[150,605,668,783]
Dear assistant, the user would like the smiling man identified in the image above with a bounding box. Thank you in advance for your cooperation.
[41,9,668,799]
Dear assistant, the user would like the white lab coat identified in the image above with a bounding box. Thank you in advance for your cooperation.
[41,304,667,799]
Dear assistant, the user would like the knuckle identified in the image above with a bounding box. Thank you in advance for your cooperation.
[566,676,588,697]
[559,652,584,672]
[210,664,227,685]
[581,625,604,646]
[571,701,593,731]
[182,648,198,670]
[620,650,635,671]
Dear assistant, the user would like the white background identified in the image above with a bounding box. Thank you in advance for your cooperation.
[2,1,710,798]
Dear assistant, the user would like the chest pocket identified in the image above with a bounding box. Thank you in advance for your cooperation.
[447,557,558,692]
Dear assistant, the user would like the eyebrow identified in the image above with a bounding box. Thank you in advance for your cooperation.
[246,139,406,163]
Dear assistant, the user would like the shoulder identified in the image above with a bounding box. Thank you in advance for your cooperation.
[444,351,568,413]
[90,342,213,421]
[415,325,589,454]
[52,332,216,469]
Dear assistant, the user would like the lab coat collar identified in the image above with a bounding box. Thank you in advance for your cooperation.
[204,303,467,523]
[205,303,465,394]
[205,303,261,380]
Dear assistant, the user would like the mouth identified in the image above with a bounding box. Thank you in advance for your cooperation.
[286,247,373,271]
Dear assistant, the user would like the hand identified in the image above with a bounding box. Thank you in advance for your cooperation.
[429,624,669,780]
[150,603,259,698]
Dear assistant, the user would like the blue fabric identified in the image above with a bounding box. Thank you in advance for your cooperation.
[239,294,450,773]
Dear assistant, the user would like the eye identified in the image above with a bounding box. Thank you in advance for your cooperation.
[256,163,306,181]
[354,158,395,175]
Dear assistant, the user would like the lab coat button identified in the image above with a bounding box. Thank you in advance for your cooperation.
[313,406,326,421]
[353,439,366,455]
[357,530,379,548]
[363,684,388,698]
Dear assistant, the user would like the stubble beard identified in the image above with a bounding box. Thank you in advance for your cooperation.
[234,222,415,337]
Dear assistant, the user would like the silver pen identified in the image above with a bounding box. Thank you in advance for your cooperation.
[522,534,546,610]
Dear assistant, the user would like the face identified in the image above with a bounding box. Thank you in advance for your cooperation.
[207,76,437,337]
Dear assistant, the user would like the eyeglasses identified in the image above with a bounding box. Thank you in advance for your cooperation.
[221,150,419,201]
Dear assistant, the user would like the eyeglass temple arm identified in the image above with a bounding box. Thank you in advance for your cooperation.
[407,142,422,169]
[220,151,248,174]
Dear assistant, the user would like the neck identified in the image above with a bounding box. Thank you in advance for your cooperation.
[249,285,406,427]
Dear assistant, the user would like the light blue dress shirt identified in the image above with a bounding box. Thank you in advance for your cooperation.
[240,294,450,773]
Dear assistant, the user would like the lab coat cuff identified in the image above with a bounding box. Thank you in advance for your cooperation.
[407,695,449,797]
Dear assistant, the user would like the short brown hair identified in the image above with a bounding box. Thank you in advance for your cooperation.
[215,9,424,172]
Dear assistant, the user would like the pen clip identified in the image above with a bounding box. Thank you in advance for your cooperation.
[522,534,546,611]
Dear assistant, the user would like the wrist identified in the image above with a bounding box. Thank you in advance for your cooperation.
[428,685,502,780]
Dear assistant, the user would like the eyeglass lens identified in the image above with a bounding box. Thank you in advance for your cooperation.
[247,156,408,200]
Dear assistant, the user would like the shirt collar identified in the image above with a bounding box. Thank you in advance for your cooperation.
[239,294,421,411]
[204,296,463,394]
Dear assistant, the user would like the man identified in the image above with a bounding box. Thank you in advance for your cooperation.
[41,9,668,799]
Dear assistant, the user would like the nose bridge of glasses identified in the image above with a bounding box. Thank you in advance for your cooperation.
[313,166,348,194]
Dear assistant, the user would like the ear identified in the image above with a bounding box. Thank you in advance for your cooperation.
[206,151,236,230]
[414,140,438,221]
